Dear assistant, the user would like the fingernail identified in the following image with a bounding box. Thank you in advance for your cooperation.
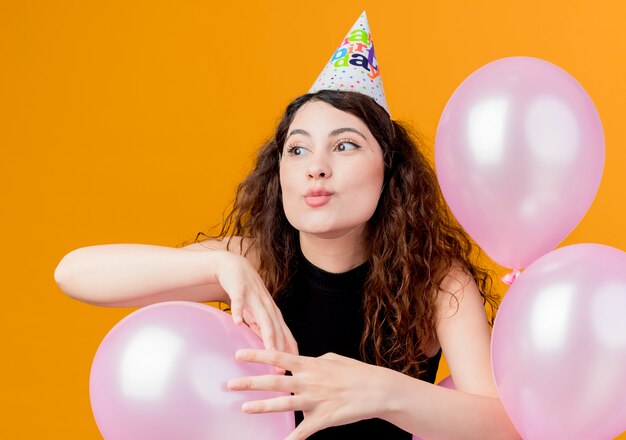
[242,403,252,413]
[235,350,244,360]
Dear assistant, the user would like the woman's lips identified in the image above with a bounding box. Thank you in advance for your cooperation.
[304,194,332,207]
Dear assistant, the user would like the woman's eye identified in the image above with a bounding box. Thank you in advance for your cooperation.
[286,146,307,156]
[336,141,359,152]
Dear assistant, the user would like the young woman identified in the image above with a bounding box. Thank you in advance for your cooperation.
[55,89,520,439]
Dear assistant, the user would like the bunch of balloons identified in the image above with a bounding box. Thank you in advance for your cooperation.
[90,302,294,439]
[435,57,626,439]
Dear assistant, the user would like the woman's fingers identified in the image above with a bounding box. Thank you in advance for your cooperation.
[275,307,298,355]
[235,348,302,371]
[241,309,261,336]
[285,418,318,440]
[255,286,288,351]
[245,284,291,354]
[255,290,296,356]
[241,395,301,414]
[229,296,244,325]
[247,298,277,351]
[218,254,296,355]
[227,373,296,393]
[240,313,284,373]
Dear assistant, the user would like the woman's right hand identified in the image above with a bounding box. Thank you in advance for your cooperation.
[215,251,298,357]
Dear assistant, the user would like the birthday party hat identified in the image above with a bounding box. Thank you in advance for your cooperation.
[308,11,390,115]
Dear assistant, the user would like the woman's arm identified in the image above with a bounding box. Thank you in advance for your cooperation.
[377,264,519,439]
[376,371,517,440]
[54,241,241,307]
[55,239,298,354]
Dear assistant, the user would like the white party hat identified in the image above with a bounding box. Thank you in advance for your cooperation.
[308,11,390,115]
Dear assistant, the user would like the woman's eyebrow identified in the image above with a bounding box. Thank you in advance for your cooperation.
[329,127,367,140]
[286,127,368,141]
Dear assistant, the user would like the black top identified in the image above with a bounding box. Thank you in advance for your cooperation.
[275,249,442,439]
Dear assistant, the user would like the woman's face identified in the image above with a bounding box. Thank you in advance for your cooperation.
[279,100,385,239]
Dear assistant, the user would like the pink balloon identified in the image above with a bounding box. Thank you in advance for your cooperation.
[435,57,604,269]
[436,375,455,390]
[492,244,626,439]
[90,301,294,440]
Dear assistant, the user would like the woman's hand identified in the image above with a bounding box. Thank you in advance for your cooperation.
[227,349,391,440]
[215,252,298,357]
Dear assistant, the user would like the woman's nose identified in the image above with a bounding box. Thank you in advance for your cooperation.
[306,156,332,179]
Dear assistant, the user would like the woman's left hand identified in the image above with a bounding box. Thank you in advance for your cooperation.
[227,349,390,440]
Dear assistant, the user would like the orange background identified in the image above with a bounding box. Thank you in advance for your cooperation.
[2,0,625,438]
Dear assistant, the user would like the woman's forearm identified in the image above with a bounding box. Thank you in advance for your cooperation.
[54,244,229,307]
[378,368,521,440]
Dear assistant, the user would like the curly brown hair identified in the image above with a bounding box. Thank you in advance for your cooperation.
[188,90,499,379]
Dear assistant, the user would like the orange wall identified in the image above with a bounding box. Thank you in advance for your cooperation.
[1,0,625,438]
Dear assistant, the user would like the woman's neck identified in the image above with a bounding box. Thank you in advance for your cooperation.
[299,225,368,273]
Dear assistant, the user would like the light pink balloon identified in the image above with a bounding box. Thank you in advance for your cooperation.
[90,301,294,440]
[436,375,455,390]
[435,57,604,269]
[492,244,626,440]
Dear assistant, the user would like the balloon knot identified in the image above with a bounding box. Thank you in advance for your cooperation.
[501,269,521,286]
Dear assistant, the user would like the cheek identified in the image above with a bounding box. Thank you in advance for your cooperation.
[279,166,299,222]
[348,163,385,214]
[279,166,295,200]
[363,159,385,191]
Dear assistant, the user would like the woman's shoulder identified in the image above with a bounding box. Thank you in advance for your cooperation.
[435,262,475,314]
[182,236,261,270]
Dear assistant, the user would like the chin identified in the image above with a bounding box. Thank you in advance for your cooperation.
[298,222,337,236]
[298,222,366,240]
[285,209,371,240]
[306,229,352,240]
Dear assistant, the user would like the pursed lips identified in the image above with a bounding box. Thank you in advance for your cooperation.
[303,189,334,207]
